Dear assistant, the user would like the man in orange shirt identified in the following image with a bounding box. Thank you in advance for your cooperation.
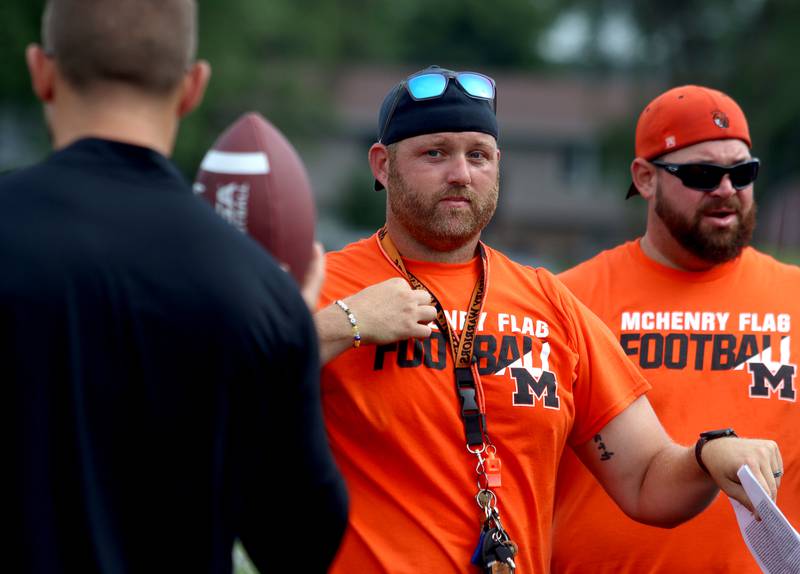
[315,69,782,573]
[552,85,800,573]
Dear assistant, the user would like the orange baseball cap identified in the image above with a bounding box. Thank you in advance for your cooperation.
[627,85,751,198]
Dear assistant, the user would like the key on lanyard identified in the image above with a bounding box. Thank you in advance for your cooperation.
[479,526,518,573]
[473,506,518,573]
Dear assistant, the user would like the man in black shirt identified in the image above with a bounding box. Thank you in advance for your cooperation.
[4,1,347,572]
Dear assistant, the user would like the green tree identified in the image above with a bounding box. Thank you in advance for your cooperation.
[2,0,561,175]
[547,0,800,199]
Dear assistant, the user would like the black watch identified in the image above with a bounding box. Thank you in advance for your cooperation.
[695,428,737,475]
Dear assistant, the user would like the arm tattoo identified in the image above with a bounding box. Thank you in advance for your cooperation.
[593,434,615,462]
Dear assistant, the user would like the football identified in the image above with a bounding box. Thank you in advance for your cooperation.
[194,112,316,284]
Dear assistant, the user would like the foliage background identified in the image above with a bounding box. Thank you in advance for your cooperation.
[5,1,799,193]
[4,1,799,204]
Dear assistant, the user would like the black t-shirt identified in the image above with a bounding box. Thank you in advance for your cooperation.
[2,138,346,573]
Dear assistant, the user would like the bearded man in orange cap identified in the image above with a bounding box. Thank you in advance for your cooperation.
[552,85,800,573]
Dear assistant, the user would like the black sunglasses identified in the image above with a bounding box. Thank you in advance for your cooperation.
[651,158,760,192]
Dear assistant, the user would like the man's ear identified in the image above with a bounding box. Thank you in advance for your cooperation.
[631,157,659,200]
[26,44,56,103]
[369,143,390,190]
[177,60,211,117]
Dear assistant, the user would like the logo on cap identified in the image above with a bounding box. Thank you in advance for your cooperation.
[712,110,730,129]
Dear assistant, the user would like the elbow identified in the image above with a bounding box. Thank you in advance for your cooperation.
[622,499,706,530]
[631,514,688,529]
[618,504,689,529]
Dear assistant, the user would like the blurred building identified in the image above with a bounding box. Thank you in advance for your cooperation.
[759,180,800,264]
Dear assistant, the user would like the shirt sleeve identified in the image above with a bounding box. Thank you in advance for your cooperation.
[540,269,651,447]
[237,278,349,571]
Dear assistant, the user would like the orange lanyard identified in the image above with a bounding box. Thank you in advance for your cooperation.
[376,227,490,447]
[376,228,519,568]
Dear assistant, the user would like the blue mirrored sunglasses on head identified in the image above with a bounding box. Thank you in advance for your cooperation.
[405,70,496,107]
[379,69,496,143]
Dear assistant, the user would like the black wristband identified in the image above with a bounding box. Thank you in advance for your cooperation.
[694,428,737,475]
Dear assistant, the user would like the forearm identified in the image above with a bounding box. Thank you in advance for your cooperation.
[314,303,357,365]
[579,427,717,528]
[632,442,717,527]
[578,396,782,528]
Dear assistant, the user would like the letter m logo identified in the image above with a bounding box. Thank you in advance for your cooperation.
[748,362,796,401]
[510,368,560,409]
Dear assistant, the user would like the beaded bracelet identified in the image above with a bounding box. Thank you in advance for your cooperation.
[334,299,361,349]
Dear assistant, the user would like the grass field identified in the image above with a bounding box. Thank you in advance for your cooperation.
[234,542,258,574]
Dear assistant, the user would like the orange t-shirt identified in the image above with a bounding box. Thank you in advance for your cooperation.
[552,240,800,574]
[320,234,650,573]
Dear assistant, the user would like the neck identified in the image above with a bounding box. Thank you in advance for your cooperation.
[48,83,179,157]
[384,220,481,263]
[640,230,717,272]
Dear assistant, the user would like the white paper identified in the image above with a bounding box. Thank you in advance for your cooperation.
[729,464,800,573]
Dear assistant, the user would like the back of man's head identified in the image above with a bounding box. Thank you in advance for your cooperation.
[42,0,196,95]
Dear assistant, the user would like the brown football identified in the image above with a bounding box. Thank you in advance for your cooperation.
[194,112,316,284]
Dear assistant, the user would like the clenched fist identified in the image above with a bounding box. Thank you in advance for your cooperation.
[316,278,437,364]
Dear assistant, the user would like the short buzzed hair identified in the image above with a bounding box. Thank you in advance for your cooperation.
[42,0,197,94]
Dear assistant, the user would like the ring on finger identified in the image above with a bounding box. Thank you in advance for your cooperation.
[773,469,784,479]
